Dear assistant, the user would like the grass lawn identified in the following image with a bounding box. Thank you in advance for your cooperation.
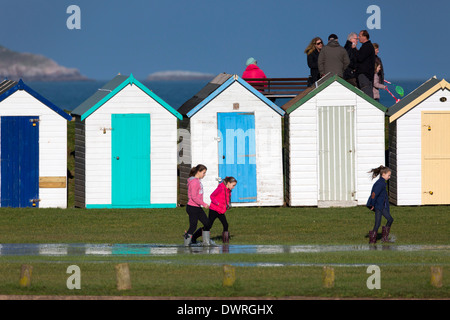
[0,206,448,298]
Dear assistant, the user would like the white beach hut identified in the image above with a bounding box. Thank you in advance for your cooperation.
[282,74,387,207]
[71,74,182,208]
[178,73,285,207]
[387,76,450,205]
[0,79,72,208]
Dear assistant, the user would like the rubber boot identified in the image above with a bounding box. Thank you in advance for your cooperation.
[222,231,229,244]
[381,226,391,243]
[202,230,211,246]
[184,234,192,247]
[369,230,377,244]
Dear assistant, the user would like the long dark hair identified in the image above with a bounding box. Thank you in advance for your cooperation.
[189,164,207,177]
[368,165,391,180]
[223,176,237,185]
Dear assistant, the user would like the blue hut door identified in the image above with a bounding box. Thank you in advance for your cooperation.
[112,114,151,207]
[218,112,257,203]
[1,116,39,208]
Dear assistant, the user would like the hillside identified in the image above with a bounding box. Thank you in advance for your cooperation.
[0,45,89,81]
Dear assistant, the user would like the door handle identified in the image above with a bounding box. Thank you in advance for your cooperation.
[116,156,120,160]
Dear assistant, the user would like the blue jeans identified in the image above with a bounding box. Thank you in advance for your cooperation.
[373,207,394,232]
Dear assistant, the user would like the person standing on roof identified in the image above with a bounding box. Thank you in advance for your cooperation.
[318,34,350,78]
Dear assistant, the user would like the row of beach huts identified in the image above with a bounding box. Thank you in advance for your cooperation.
[0,72,448,209]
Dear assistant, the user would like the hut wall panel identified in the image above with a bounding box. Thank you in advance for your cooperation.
[394,89,450,205]
[287,84,386,206]
[0,90,68,208]
[190,81,283,206]
[288,101,318,206]
[355,98,385,203]
[84,84,178,206]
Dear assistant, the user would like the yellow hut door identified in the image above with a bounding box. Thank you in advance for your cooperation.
[422,111,450,204]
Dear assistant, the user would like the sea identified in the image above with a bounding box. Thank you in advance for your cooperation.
[25,79,427,112]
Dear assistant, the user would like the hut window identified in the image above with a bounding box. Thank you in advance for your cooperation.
[440,97,447,102]
[233,103,239,110]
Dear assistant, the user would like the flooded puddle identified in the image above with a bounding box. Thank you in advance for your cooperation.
[0,243,448,257]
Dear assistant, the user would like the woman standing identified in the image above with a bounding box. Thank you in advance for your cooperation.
[192,177,237,244]
[366,165,394,244]
[304,37,323,86]
[184,164,210,246]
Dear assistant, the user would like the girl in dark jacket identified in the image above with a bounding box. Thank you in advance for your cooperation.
[366,165,394,244]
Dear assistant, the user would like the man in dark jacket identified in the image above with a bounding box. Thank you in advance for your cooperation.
[356,30,375,98]
[318,34,350,78]
[344,32,358,86]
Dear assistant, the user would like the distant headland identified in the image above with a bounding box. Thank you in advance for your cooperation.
[146,70,215,81]
[0,45,90,82]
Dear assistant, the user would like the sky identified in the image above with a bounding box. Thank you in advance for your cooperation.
[0,0,448,81]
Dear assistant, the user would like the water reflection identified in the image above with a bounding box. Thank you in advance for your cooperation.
[0,243,448,257]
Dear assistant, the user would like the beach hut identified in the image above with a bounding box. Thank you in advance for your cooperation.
[178,73,285,207]
[282,74,387,207]
[0,79,72,208]
[387,76,450,205]
[71,74,182,208]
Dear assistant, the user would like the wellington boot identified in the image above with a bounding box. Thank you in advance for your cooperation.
[202,230,211,246]
[222,231,229,244]
[381,226,392,243]
[184,234,193,247]
[369,230,377,244]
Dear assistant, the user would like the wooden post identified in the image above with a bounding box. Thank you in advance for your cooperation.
[19,264,33,288]
[223,265,236,287]
[430,266,443,288]
[115,263,132,290]
[323,266,335,288]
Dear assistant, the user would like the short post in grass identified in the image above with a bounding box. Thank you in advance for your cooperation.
[322,266,335,288]
[223,265,236,287]
[430,266,443,288]
[115,263,132,290]
[19,264,33,288]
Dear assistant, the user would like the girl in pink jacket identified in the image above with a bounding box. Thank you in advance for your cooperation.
[192,176,237,244]
[184,164,210,246]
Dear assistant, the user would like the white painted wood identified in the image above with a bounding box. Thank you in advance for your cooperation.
[0,90,68,208]
[394,88,450,205]
[287,81,385,207]
[84,84,178,206]
[189,81,284,207]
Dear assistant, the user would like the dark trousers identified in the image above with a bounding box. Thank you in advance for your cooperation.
[373,207,394,232]
[358,74,374,98]
[209,209,229,232]
[186,205,210,236]
[192,209,228,241]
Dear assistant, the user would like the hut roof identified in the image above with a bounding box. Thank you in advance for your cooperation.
[386,77,449,122]
[0,79,72,120]
[178,73,232,116]
[71,74,182,121]
[281,73,387,114]
[178,73,285,117]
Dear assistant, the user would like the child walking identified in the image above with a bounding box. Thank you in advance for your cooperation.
[366,165,394,244]
[184,164,210,246]
[192,177,237,244]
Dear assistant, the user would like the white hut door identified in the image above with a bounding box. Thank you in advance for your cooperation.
[318,106,356,203]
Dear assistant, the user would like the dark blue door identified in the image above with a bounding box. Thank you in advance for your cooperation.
[218,112,257,203]
[1,116,39,207]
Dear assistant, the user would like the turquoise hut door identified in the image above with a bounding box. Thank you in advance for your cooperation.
[218,112,257,203]
[112,114,151,207]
